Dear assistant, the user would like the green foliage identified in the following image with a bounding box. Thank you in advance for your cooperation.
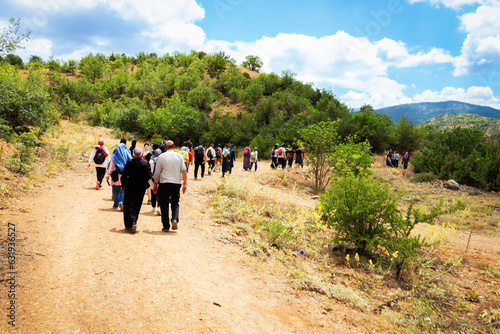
[0,18,31,56]
[46,59,61,72]
[79,53,106,83]
[394,115,420,152]
[8,131,38,174]
[242,55,263,72]
[320,170,464,277]
[263,220,291,248]
[0,64,51,133]
[350,105,394,153]
[411,127,500,190]
[331,137,372,176]
[297,121,339,193]
[410,172,437,183]
[187,85,214,112]
[206,51,231,78]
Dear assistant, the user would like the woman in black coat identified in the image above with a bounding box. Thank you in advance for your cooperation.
[121,147,151,232]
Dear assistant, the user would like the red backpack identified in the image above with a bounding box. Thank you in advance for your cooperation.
[244,148,250,156]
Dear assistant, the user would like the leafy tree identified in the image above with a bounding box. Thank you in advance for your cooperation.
[187,85,214,112]
[350,105,393,153]
[29,55,44,64]
[79,53,105,83]
[5,54,23,68]
[0,64,51,133]
[297,121,339,193]
[394,115,420,152]
[242,55,263,72]
[0,18,31,56]
[207,51,231,78]
[8,131,38,174]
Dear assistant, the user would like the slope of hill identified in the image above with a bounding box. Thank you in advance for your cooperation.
[375,101,500,124]
[424,113,500,137]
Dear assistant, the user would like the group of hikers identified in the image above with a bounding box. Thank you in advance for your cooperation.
[270,144,305,170]
[88,137,302,233]
[386,150,410,169]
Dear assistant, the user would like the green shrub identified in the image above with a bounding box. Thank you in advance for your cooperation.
[410,172,437,183]
[263,220,291,248]
[8,131,38,174]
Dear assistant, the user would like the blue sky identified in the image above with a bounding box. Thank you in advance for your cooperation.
[1,0,499,109]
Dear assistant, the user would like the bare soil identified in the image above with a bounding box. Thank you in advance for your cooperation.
[1,125,499,333]
[0,154,354,333]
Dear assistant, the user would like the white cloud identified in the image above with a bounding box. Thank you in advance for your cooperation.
[407,0,485,9]
[413,86,500,108]
[17,38,53,61]
[454,1,500,75]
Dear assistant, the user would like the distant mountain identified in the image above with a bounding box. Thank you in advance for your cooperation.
[424,113,500,138]
[375,101,500,124]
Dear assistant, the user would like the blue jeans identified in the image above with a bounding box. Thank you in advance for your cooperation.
[249,161,257,171]
[112,185,124,208]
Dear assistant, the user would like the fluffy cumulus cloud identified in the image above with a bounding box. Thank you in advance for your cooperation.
[211,32,452,108]
[454,1,500,75]
[413,86,500,108]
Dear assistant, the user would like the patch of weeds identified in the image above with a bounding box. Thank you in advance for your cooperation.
[19,207,30,213]
[464,187,482,196]
[411,172,437,183]
[295,277,368,310]
[0,182,11,198]
[262,219,292,249]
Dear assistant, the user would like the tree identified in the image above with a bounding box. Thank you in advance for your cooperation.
[242,55,263,72]
[0,18,31,56]
[297,121,339,193]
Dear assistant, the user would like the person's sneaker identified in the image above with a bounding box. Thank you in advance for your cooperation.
[201,177,204,180]
[96,181,100,190]
[194,177,197,180]
[119,202,123,212]
[131,224,137,233]
[99,182,102,188]
[156,208,161,216]
[151,207,156,212]
[171,219,178,230]
[161,228,169,232]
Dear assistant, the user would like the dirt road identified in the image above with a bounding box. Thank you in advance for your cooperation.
[1,160,352,333]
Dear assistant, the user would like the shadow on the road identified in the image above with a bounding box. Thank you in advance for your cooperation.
[141,230,177,236]
[109,227,136,234]
[99,207,120,212]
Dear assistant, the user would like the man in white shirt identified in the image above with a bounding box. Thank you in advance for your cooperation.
[152,141,187,232]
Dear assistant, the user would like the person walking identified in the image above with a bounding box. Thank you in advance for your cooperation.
[277,144,287,169]
[295,146,304,168]
[193,143,206,180]
[106,141,132,210]
[121,148,151,232]
[221,144,231,178]
[393,150,400,168]
[87,138,110,189]
[206,143,216,175]
[286,146,295,169]
[403,151,410,169]
[249,147,258,171]
[150,149,162,215]
[242,144,251,171]
[271,144,278,169]
[152,141,187,232]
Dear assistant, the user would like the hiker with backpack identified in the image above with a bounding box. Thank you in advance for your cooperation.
[249,147,258,171]
[286,146,295,169]
[106,141,132,211]
[193,143,207,180]
[277,144,287,169]
[229,145,236,174]
[206,143,216,175]
[87,138,110,190]
[242,144,251,171]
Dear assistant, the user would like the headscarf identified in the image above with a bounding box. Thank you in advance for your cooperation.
[111,143,132,172]
[154,149,161,158]
[404,151,409,159]
[94,138,109,157]
[133,147,143,159]
[254,147,258,151]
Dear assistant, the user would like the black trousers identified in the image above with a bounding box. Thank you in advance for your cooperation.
[194,162,205,178]
[158,183,181,230]
[96,167,106,184]
[123,187,146,229]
